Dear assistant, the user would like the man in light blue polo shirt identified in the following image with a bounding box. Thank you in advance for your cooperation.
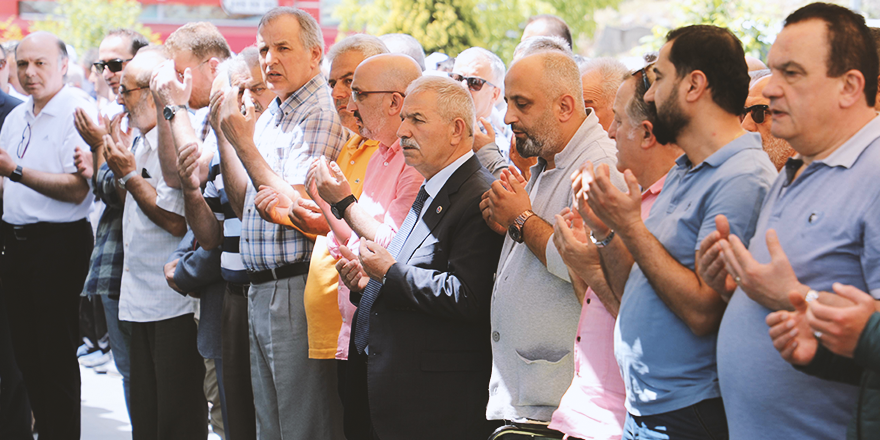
[700,4,880,439]
[578,25,776,439]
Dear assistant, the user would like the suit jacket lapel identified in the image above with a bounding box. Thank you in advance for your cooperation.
[397,156,482,262]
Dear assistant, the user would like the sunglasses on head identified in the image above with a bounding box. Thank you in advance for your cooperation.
[631,63,655,92]
[743,104,770,124]
[449,73,495,92]
[93,58,132,73]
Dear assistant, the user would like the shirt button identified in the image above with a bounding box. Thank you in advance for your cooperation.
[492,331,500,342]
[383,162,388,166]
[586,298,591,304]
[350,160,355,165]
[576,336,581,342]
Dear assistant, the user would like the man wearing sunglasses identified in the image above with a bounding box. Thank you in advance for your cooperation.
[0,31,97,439]
[451,48,510,178]
[741,73,795,171]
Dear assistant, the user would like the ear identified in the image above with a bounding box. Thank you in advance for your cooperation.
[838,69,867,109]
[638,120,658,150]
[684,70,709,103]
[387,92,405,116]
[556,93,577,123]
[60,56,69,78]
[208,57,221,74]
[309,46,323,70]
[450,117,467,146]
[491,86,501,104]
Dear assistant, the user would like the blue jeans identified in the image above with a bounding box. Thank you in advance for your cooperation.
[101,294,131,419]
[623,398,728,440]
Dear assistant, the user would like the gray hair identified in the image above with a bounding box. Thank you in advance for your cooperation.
[749,68,771,88]
[456,47,505,87]
[513,36,574,61]
[380,34,426,71]
[580,57,629,107]
[259,7,324,58]
[130,45,168,87]
[406,75,475,136]
[327,34,389,65]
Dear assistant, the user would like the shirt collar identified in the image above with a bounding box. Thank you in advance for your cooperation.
[814,114,880,168]
[643,173,667,198]
[539,110,605,170]
[141,126,158,152]
[270,74,326,125]
[378,138,402,160]
[423,151,474,199]
[676,131,763,170]
[24,85,69,119]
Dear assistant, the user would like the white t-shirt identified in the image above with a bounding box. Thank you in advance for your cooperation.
[0,86,97,224]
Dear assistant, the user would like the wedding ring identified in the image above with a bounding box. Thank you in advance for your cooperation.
[813,331,823,339]
[734,276,742,285]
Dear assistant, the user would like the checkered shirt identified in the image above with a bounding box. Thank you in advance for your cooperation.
[240,74,347,271]
[81,163,124,297]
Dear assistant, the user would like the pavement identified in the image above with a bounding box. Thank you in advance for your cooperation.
[74,360,222,440]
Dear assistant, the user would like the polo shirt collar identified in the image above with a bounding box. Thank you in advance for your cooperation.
[25,85,69,119]
[814,114,880,169]
[677,131,763,171]
[541,109,605,170]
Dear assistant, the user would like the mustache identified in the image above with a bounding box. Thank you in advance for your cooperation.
[400,137,419,149]
[353,110,362,121]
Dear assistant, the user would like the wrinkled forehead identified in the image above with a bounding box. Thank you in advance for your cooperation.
[453,54,492,79]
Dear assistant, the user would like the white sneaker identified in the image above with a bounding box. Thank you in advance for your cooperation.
[79,350,112,368]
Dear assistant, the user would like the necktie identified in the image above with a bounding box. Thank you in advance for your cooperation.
[353,186,429,354]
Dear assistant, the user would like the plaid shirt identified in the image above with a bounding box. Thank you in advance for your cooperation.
[81,163,124,297]
[240,74,347,271]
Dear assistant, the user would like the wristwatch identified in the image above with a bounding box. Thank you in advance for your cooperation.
[117,170,138,189]
[163,104,187,121]
[331,194,358,220]
[507,210,535,243]
[8,165,22,182]
[590,229,615,248]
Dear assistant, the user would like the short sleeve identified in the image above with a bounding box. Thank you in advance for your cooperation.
[156,178,185,216]
[860,192,880,296]
[696,172,771,252]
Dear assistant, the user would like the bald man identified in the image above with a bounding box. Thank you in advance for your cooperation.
[0,31,97,438]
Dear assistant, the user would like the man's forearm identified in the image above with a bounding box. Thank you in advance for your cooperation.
[158,111,192,189]
[618,221,726,336]
[19,169,90,204]
[597,237,635,300]
[344,203,382,242]
[125,176,187,237]
[183,187,222,249]
[217,136,248,219]
[522,215,554,267]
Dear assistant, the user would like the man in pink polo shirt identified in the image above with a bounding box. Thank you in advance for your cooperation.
[307,54,424,362]
[549,62,681,439]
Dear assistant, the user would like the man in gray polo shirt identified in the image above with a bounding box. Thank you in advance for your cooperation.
[700,4,880,439]
[481,50,624,424]
[578,25,775,439]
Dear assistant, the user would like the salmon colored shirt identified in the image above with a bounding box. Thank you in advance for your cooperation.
[304,134,379,359]
[326,139,424,359]
[549,174,666,439]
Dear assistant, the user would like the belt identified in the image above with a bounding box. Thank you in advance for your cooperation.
[247,262,309,284]
[226,282,250,297]
[2,219,88,241]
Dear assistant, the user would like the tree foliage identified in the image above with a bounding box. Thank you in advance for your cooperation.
[336,0,622,63]
[0,17,25,43]
[30,0,159,57]
[637,0,780,61]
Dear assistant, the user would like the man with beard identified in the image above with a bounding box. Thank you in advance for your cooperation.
[480,50,625,426]
[741,73,796,170]
[577,25,776,439]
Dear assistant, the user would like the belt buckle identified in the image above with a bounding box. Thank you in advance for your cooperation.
[12,226,26,241]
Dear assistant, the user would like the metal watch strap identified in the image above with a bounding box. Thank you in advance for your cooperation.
[590,229,615,248]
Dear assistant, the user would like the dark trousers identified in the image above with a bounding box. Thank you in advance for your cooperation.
[220,283,256,440]
[343,327,379,440]
[129,314,207,440]
[623,397,728,440]
[0,283,32,440]
[1,219,92,440]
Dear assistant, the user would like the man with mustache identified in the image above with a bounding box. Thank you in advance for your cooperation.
[480,50,625,427]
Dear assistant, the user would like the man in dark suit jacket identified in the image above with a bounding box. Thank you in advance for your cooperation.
[0,89,22,132]
[336,75,504,440]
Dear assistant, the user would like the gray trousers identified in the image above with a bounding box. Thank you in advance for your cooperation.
[248,274,345,440]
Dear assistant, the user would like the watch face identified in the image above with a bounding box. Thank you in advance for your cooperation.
[163,106,174,120]
[331,205,342,220]
[508,224,523,243]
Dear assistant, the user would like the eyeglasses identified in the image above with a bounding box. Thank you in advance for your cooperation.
[119,85,149,96]
[632,63,655,92]
[93,58,132,73]
[351,90,404,103]
[449,73,495,92]
[177,58,211,80]
[742,104,770,124]
[17,122,30,159]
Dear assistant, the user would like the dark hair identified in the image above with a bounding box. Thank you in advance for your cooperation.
[526,14,572,49]
[106,28,149,57]
[785,3,877,107]
[665,25,749,116]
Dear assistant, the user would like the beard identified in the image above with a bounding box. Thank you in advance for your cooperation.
[513,110,559,158]
[655,83,689,144]
[760,130,796,171]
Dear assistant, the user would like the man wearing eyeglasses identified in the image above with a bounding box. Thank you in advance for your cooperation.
[451,48,510,178]
[741,73,795,171]
[0,31,97,439]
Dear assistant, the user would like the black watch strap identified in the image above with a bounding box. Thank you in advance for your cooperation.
[9,165,22,182]
[331,194,358,220]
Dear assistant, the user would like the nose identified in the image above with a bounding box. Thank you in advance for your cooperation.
[332,83,347,101]
[396,119,411,140]
[116,92,124,106]
[346,96,357,112]
[643,83,655,104]
[607,119,619,140]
